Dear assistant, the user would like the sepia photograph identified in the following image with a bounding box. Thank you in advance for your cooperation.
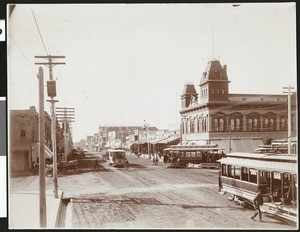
[7,2,297,229]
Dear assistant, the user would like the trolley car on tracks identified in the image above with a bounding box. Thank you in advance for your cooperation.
[163,144,225,168]
[106,149,127,167]
[218,152,297,223]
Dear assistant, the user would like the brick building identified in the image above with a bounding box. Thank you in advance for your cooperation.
[180,59,297,153]
[9,106,52,172]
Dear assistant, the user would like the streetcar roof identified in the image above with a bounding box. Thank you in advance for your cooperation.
[226,152,297,161]
[164,147,224,152]
[219,157,297,174]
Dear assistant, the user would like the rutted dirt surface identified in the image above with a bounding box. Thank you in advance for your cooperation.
[10,153,297,229]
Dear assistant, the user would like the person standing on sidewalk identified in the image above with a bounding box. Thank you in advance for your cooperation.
[251,189,264,222]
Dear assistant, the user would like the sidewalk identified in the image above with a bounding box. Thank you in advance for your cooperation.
[9,189,63,229]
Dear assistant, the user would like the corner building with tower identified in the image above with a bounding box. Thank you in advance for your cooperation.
[180,59,297,153]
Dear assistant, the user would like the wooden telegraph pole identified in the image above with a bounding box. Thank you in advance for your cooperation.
[37,67,47,227]
[56,107,75,161]
[35,55,65,198]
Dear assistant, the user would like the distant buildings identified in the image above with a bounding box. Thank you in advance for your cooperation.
[180,59,297,153]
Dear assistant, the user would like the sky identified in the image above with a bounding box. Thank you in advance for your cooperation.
[7,3,297,142]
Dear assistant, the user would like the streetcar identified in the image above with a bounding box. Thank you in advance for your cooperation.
[218,152,297,222]
[106,149,127,167]
[163,144,225,168]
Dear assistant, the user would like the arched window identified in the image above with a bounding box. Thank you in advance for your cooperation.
[220,118,224,131]
[214,119,219,131]
[222,89,225,94]
[248,119,253,131]
[264,118,269,130]
[281,118,286,130]
[197,119,201,132]
[269,118,274,131]
[202,118,207,132]
[217,89,220,94]
[236,118,240,131]
[190,119,194,133]
[212,89,215,94]
[230,119,235,131]
[253,118,258,131]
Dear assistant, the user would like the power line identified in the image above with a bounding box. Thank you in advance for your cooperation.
[9,34,36,74]
[31,8,48,55]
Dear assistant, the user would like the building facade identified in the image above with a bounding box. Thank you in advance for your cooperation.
[10,106,52,172]
[180,59,296,153]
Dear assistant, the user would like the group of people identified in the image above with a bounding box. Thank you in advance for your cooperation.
[251,179,296,222]
[152,156,159,165]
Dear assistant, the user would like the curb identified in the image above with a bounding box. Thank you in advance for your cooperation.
[65,199,73,228]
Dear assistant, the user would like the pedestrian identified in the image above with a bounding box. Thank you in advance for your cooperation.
[155,156,159,165]
[153,156,156,165]
[251,189,264,222]
[95,159,100,170]
[124,158,129,170]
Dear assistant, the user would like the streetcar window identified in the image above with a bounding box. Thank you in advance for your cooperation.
[234,166,241,179]
[259,171,269,185]
[191,152,196,157]
[249,169,257,183]
[186,152,191,157]
[228,165,234,178]
[222,164,227,176]
[241,167,248,181]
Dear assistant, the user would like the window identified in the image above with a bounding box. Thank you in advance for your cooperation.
[190,120,195,133]
[234,166,241,179]
[269,118,274,131]
[249,169,257,183]
[236,118,240,131]
[230,119,235,131]
[217,89,220,94]
[253,118,258,131]
[212,89,215,94]
[281,118,286,130]
[248,119,253,131]
[222,164,227,176]
[228,165,234,178]
[259,171,269,185]
[241,167,248,181]
[214,119,219,131]
[219,119,224,131]
[264,118,269,130]
[197,119,200,132]
[20,123,27,138]
[222,89,225,94]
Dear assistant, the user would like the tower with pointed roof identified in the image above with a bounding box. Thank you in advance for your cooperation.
[181,83,198,109]
[199,60,230,104]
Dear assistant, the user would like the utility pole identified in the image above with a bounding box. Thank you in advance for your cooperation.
[229,123,233,153]
[283,86,295,155]
[37,67,47,227]
[35,55,65,198]
[56,107,75,161]
[144,120,150,158]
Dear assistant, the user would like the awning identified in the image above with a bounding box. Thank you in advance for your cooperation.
[157,136,180,145]
[218,157,297,174]
[213,138,263,153]
[149,137,166,145]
